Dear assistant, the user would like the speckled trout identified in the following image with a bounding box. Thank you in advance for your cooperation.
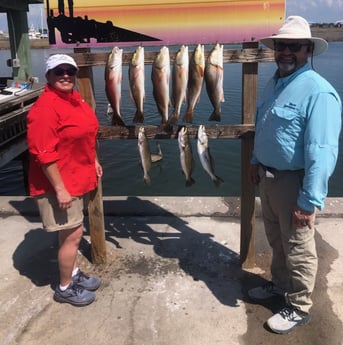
[197,125,224,187]
[178,126,195,187]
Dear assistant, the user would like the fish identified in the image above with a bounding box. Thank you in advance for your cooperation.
[151,142,163,163]
[129,46,145,123]
[137,127,152,185]
[197,125,224,187]
[151,46,170,126]
[169,45,189,125]
[183,44,205,123]
[178,126,195,187]
[204,43,224,122]
[105,46,126,126]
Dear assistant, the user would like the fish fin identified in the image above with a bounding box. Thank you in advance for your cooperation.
[208,110,221,122]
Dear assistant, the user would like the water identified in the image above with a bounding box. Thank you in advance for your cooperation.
[0,42,342,196]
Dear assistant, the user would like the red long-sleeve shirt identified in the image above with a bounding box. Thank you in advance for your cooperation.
[27,84,99,196]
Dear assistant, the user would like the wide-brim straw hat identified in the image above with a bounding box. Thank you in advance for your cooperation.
[260,16,328,56]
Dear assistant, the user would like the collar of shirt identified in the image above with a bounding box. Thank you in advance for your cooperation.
[45,83,81,103]
[273,63,311,89]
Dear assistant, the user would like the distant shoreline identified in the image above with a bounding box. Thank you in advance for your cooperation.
[0,27,342,50]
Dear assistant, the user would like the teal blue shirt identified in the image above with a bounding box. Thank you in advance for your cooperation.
[252,64,342,212]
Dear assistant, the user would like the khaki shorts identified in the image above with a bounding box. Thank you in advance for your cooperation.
[35,193,89,232]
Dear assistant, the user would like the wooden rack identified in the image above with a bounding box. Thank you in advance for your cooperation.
[71,43,274,268]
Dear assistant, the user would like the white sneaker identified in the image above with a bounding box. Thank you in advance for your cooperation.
[248,282,285,300]
[267,306,310,334]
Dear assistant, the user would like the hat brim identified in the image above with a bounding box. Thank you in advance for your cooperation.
[260,35,328,56]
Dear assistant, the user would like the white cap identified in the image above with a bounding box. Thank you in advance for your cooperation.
[45,54,79,72]
[260,16,328,56]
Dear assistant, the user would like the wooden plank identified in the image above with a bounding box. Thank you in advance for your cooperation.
[70,47,274,67]
[74,47,106,264]
[240,42,258,269]
[97,124,254,140]
[88,177,106,264]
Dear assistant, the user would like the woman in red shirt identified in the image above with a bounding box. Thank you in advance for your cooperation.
[27,54,102,306]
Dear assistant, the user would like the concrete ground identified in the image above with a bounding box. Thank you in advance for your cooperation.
[0,196,342,345]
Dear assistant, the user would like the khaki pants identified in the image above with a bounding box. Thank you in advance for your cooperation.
[258,166,317,313]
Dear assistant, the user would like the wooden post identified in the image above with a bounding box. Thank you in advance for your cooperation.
[7,10,33,80]
[75,48,106,264]
[240,42,258,268]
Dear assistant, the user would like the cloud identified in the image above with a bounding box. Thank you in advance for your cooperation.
[287,0,343,22]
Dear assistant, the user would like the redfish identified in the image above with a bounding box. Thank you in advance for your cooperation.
[204,43,224,122]
[151,46,170,126]
[129,46,145,123]
[105,47,125,126]
[169,45,189,125]
[183,44,205,123]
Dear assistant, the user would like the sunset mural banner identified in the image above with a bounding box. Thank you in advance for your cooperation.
[45,0,285,48]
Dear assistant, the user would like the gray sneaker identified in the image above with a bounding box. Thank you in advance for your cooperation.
[267,306,310,334]
[248,282,284,300]
[54,283,95,306]
[72,270,101,291]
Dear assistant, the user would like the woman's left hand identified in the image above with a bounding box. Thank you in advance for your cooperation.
[95,160,103,178]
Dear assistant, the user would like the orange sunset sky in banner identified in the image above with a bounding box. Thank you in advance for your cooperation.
[45,0,285,48]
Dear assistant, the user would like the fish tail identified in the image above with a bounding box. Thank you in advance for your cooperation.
[182,110,194,123]
[208,110,221,122]
[133,110,144,123]
[144,175,151,185]
[168,112,179,125]
[185,177,195,187]
[212,175,224,187]
[112,115,126,127]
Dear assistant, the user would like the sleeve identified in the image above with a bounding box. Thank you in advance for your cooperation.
[298,92,342,211]
[27,101,60,165]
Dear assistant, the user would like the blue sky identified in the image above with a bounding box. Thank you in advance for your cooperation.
[0,1,343,32]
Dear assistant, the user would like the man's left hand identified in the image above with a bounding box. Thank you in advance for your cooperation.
[293,206,315,229]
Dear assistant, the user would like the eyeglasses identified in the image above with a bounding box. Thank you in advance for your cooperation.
[52,67,77,76]
[274,42,312,53]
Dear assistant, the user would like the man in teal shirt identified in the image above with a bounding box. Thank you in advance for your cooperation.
[249,16,342,334]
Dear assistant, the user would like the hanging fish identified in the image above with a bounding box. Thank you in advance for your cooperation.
[204,43,224,122]
[178,126,195,187]
[183,44,205,123]
[169,45,189,125]
[151,46,170,126]
[137,127,152,185]
[105,46,126,126]
[151,142,163,163]
[197,125,224,187]
[129,46,145,123]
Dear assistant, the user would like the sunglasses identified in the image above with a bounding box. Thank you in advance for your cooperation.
[52,67,77,76]
[274,42,312,53]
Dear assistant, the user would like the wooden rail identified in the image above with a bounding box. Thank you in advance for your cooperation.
[71,46,274,66]
[97,124,254,140]
[74,43,270,267]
